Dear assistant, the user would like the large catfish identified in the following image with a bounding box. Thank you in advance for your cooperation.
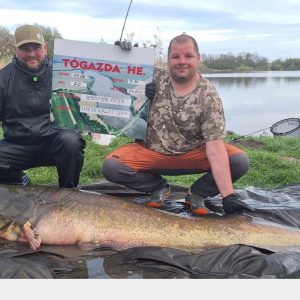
[1,184,300,252]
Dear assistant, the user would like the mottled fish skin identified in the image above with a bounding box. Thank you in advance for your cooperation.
[1,185,300,253]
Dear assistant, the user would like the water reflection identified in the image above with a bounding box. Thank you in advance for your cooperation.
[205,73,300,88]
[273,77,300,84]
[207,77,267,88]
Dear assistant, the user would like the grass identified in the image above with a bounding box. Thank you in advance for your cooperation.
[26,134,133,185]
[25,133,300,189]
[227,135,300,188]
[0,127,299,188]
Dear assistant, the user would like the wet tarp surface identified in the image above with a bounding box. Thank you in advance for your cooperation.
[1,181,300,279]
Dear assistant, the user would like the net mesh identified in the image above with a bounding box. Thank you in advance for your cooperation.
[270,118,300,136]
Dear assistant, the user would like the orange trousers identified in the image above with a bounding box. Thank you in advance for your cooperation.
[103,142,249,196]
[105,142,245,172]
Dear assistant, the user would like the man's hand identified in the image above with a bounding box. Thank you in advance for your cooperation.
[222,193,253,215]
[145,82,156,102]
[114,40,132,50]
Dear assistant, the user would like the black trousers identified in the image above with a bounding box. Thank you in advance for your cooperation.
[0,129,86,188]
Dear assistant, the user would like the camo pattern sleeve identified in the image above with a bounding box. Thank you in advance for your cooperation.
[200,79,226,142]
[146,71,226,155]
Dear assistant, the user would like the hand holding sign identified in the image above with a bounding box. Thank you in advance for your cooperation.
[114,40,132,50]
[145,82,156,102]
[114,40,139,50]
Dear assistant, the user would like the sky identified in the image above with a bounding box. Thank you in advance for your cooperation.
[1,0,300,61]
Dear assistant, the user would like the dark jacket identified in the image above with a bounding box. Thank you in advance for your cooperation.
[0,56,56,144]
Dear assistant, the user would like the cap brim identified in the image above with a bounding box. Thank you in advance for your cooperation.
[15,40,45,47]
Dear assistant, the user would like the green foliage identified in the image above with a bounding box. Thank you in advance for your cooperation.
[201,52,269,72]
[201,52,300,72]
[270,58,300,71]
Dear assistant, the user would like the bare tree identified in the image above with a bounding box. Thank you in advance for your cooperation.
[140,27,166,67]
[0,26,14,61]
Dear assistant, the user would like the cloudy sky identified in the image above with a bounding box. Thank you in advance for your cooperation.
[1,0,300,60]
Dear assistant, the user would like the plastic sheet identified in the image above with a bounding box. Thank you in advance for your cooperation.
[0,181,300,278]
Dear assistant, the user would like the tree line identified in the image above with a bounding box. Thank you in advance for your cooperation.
[1,24,300,72]
[200,53,300,72]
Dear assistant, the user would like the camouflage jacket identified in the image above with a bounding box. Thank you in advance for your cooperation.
[145,69,226,155]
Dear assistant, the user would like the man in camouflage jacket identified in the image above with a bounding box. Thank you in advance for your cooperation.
[102,34,251,215]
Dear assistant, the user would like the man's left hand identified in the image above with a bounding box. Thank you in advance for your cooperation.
[222,193,254,215]
[114,40,132,50]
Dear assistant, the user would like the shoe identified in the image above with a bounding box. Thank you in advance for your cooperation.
[19,173,31,186]
[146,184,170,208]
[0,171,31,186]
[185,194,209,215]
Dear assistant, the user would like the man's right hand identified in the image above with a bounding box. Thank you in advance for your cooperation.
[145,82,156,102]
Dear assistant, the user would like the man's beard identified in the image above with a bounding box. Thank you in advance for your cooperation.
[170,70,194,84]
[24,61,41,71]
[17,57,43,71]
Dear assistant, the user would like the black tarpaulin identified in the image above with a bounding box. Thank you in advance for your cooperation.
[115,245,300,279]
[0,181,300,278]
[0,256,53,279]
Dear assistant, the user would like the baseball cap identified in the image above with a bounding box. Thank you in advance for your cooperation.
[14,25,45,47]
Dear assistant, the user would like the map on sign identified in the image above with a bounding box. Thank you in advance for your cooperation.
[51,39,156,141]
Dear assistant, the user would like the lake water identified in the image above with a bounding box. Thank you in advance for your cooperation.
[204,71,300,136]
